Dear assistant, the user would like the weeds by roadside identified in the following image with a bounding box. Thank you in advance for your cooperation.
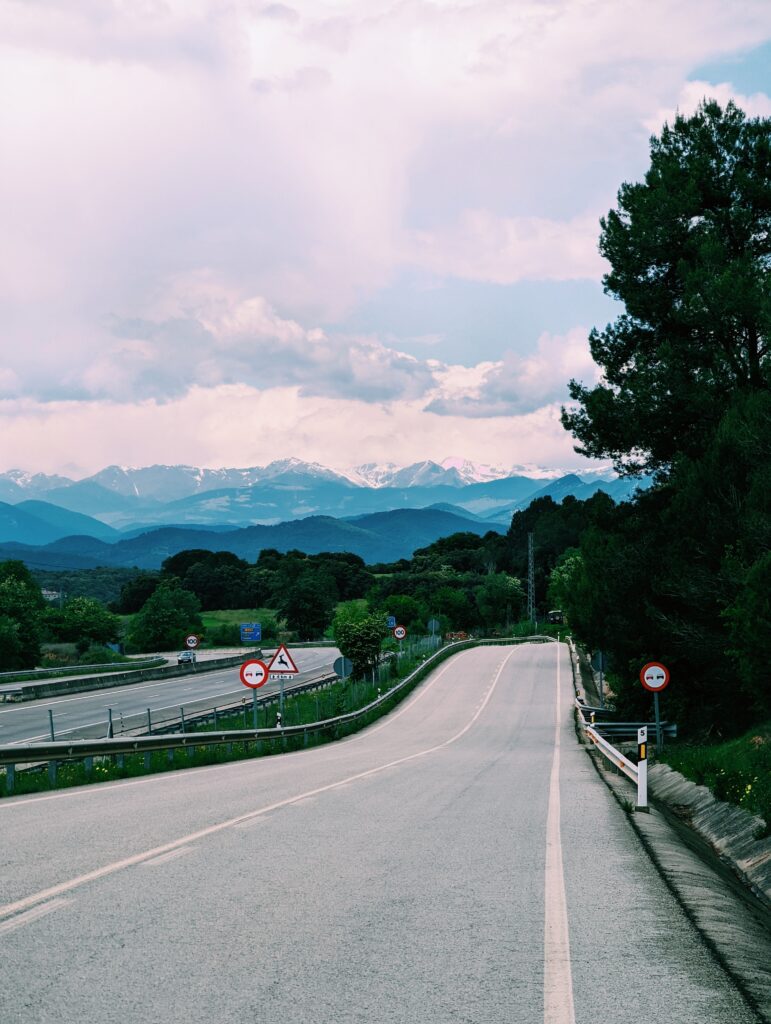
[658,722,771,837]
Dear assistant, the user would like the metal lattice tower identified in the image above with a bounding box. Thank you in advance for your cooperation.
[527,532,535,624]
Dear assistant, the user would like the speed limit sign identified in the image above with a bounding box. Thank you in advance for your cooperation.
[393,625,407,641]
[185,634,200,649]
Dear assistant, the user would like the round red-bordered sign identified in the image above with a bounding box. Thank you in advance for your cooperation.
[240,659,269,689]
[393,625,407,641]
[640,661,670,692]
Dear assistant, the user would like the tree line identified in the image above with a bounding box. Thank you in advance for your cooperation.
[1,101,766,740]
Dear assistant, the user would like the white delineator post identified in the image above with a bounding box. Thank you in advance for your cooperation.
[636,726,648,812]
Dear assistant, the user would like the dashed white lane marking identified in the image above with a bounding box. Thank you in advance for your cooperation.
[0,649,518,923]
[543,644,575,1024]
[0,898,72,935]
[0,646,512,810]
[142,847,193,867]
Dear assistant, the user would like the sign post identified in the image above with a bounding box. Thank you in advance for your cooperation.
[640,661,670,751]
[393,624,406,658]
[240,659,269,731]
[636,726,648,812]
[267,644,300,719]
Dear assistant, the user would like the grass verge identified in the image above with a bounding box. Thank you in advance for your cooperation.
[657,721,771,835]
[0,644,458,799]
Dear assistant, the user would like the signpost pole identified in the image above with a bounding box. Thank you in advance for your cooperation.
[599,657,604,708]
[280,678,285,719]
[654,692,663,751]
[636,726,648,812]
[252,688,258,730]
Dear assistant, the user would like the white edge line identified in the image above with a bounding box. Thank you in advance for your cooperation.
[0,648,517,922]
[0,898,72,935]
[543,642,576,1024]
[0,647,482,807]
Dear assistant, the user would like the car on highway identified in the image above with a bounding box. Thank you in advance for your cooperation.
[177,650,196,665]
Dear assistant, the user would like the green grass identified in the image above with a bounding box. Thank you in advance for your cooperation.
[199,608,276,629]
[658,721,771,834]
[0,645,442,799]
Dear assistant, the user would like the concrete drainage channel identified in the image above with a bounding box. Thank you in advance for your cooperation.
[569,639,771,1022]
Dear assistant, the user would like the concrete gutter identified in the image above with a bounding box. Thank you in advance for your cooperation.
[0,650,263,703]
[648,762,771,906]
[582,745,771,1022]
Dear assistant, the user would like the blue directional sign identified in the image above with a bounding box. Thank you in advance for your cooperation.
[386,615,396,629]
[240,622,262,643]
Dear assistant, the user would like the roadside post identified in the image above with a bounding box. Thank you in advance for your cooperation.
[636,726,648,812]
[591,650,607,707]
[184,633,200,671]
[48,708,55,741]
[640,661,670,751]
[267,644,300,720]
[393,624,407,659]
[240,658,269,730]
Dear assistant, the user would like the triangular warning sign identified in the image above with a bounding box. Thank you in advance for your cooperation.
[267,643,299,674]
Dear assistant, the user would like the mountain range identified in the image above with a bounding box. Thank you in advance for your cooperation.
[0,459,649,568]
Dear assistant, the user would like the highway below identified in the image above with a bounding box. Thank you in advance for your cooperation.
[0,647,338,745]
[0,643,763,1023]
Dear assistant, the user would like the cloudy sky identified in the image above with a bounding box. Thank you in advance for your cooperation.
[1,0,770,478]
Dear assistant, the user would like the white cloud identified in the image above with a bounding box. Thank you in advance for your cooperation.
[645,79,771,133]
[0,387,592,478]
[0,1,770,472]
[407,213,606,284]
[427,327,600,417]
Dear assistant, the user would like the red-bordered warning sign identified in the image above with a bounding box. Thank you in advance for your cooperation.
[639,662,670,692]
[267,644,299,675]
[240,659,269,689]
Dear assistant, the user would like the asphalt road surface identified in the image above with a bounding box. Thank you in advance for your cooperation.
[0,647,337,745]
[0,643,760,1023]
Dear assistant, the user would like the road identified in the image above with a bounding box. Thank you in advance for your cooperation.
[0,643,761,1023]
[0,647,338,745]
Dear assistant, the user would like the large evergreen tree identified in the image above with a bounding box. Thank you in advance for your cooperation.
[562,100,770,476]
[559,101,771,733]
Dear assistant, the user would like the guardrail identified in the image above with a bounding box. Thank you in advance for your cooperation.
[0,634,553,795]
[0,649,265,703]
[575,698,649,811]
[0,657,165,683]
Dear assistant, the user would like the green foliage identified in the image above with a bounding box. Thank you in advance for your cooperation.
[77,644,130,665]
[334,612,390,678]
[562,99,770,476]
[33,568,148,607]
[45,596,120,651]
[161,550,254,610]
[725,550,771,721]
[555,101,771,737]
[660,723,771,831]
[110,573,160,613]
[0,561,45,669]
[278,569,337,640]
[474,573,524,632]
[126,580,204,652]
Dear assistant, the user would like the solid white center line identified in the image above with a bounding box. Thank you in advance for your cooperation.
[0,898,72,936]
[142,847,193,867]
[0,648,519,922]
[543,644,576,1024]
